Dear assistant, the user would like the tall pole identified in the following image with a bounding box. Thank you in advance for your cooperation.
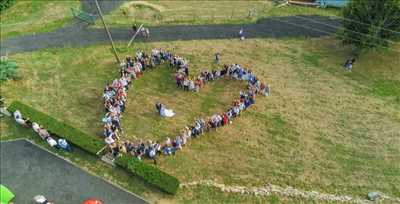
[94,0,121,64]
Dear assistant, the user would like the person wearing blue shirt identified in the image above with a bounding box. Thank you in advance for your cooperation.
[58,139,72,152]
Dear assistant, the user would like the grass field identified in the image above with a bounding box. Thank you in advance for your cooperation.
[0,0,79,39]
[1,37,399,203]
[0,119,365,204]
[94,1,340,27]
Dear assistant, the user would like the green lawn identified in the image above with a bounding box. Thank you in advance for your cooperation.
[0,118,359,204]
[94,1,340,27]
[123,66,246,142]
[0,0,79,39]
[1,38,399,203]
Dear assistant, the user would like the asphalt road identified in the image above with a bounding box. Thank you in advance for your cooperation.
[0,15,340,55]
[0,139,148,204]
[0,0,340,55]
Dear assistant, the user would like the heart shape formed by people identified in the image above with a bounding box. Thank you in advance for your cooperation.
[102,49,270,160]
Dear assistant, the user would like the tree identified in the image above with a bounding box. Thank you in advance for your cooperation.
[0,0,15,12]
[341,0,400,49]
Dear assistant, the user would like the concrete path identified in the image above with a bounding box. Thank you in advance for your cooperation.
[0,139,148,204]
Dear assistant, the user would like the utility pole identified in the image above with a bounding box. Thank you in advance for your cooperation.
[94,0,121,64]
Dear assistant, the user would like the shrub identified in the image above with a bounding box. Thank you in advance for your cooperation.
[0,57,18,82]
[115,155,180,194]
[0,0,15,12]
[7,101,104,155]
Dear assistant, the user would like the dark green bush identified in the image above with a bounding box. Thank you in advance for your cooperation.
[0,0,15,12]
[7,101,104,155]
[0,57,18,82]
[115,155,180,194]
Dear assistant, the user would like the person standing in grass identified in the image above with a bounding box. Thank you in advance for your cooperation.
[265,84,270,96]
[183,77,190,91]
[344,58,355,71]
[189,78,195,91]
[215,52,221,64]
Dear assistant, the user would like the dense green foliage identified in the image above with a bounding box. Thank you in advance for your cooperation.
[115,154,180,195]
[0,0,15,12]
[342,0,400,49]
[7,101,104,155]
[0,57,18,82]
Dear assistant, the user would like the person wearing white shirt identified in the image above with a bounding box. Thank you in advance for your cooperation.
[13,110,29,127]
[105,136,115,145]
[46,136,58,148]
[33,195,54,204]
[32,122,40,133]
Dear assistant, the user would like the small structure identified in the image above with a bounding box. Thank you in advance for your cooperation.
[288,0,349,8]
[317,0,349,8]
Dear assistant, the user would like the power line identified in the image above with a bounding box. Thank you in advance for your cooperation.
[271,1,400,35]
[276,1,400,35]
[268,17,400,53]
[330,15,400,35]
[292,15,399,45]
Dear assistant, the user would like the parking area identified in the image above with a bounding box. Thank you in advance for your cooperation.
[0,139,147,204]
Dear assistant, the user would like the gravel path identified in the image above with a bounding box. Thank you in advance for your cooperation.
[0,0,341,55]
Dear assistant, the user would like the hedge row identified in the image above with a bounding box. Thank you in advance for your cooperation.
[115,154,180,195]
[8,101,179,194]
[7,101,104,155]
[0,0,15,12]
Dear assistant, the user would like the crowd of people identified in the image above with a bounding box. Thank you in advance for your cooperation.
[102,48,270,163]
[13,110,72,151]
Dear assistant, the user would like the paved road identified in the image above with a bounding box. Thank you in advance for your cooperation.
[0,0,341,55]
[0,15,340,55]
[0,139,148,204]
